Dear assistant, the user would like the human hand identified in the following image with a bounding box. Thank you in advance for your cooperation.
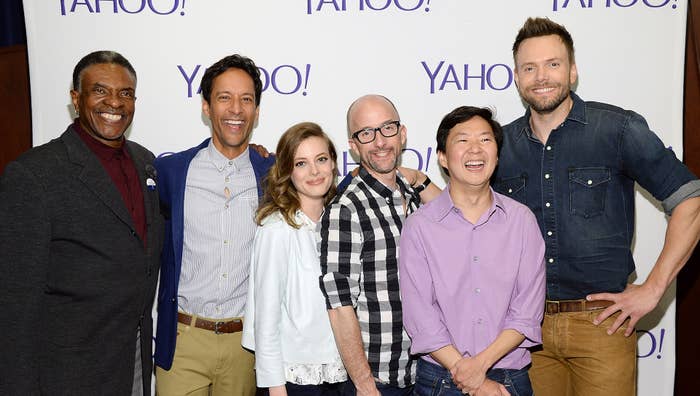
[249,143,271,158]
[587,282,663,336]
[450,357,486,394]
[471,379,509,396]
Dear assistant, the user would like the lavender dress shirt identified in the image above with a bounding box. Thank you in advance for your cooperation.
[399,186,546,370]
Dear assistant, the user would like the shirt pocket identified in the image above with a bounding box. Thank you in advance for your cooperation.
[568,167,610,218]
[492,174,527,203]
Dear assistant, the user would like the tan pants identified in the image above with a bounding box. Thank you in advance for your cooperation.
[155,315,256,396]
[529,310,637,396]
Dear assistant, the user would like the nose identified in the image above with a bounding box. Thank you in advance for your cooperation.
[309,162,320,175]
[228,97,242,114]
[535,66,547,82]
[104,91,124,108]
[374,130,389,148]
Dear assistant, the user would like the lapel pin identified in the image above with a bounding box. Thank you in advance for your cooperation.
[146,178,156,191]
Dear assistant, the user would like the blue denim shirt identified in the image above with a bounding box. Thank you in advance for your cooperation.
[492,92,698,300]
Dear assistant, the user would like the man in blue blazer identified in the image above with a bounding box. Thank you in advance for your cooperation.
[154,54,275,396]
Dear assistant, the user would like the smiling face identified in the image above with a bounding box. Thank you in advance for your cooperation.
[70,63,136,148]
[438,116,498,192]
[290,136,335,211]
[347,95,406,184]
[202,68,259,159]
[514,34,578,115]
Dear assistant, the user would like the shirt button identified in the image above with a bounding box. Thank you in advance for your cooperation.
[546,146,552,151]
[548,258,555,264]
[475,288,481,294]
[508,188,513,193]
[225,177,230,183]
[223,240,228,245]
[228,161,233,166]
[473,256,479,262]
[386,197,391,204]
[477,319,483,324]
[545,202,551,207]
[547,231,553,236]
[222,273,227,278]
[587,179,593,185]
[544,174,550,179]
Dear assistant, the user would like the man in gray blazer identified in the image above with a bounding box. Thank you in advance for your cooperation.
[0,50,164,396]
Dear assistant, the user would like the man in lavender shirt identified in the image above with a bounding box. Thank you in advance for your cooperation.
[399,106,546,396]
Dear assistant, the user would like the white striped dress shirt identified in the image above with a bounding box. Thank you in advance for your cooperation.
[178,142,258,319]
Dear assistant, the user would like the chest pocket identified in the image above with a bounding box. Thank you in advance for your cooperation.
[568,167,610,218]
[492,174,527,204]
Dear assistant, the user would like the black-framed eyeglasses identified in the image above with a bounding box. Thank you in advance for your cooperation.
[351,120,401,144]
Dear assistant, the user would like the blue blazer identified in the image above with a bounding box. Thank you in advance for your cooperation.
[153,139,275,369]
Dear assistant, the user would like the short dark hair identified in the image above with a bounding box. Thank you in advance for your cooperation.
[436,106,503,177]
[72,50,137,91]
[200,54,262,106]
[512,17,575,64]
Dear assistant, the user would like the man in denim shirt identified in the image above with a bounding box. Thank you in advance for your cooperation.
[492,17,700,395]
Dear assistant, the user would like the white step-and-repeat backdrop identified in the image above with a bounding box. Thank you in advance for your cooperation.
[24,1,684,394]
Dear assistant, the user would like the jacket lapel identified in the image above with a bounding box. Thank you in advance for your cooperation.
[62,127,135,232]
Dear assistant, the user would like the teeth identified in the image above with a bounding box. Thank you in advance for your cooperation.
[224,120,243,125]
[465,160,484,166]
[100,113,122,121]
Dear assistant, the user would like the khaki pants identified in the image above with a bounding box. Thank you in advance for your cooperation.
[529,310,637,396]
[156,315,256,396]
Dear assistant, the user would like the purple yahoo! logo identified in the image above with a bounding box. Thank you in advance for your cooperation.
[553,0,678,12]
[60,0,187,16]
[636,328,667,359]
[340,147,434,176]
[178,63,313,98]
[307,0,432,14]
[421,61,514,94]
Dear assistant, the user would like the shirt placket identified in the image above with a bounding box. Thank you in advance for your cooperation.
[536,129,560,299]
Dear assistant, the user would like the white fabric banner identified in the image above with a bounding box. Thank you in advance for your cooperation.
[23,0,684,394]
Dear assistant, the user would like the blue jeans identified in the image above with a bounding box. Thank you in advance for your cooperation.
[414,359,532,396]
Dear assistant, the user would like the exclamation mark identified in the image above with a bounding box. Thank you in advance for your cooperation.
[425,0,431,12]
[180,0,186,15]
[302,64,311,96]
[425,147,433,171]
[656,328,665,359]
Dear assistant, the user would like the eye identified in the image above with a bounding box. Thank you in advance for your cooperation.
[218,94,230,102]
[242,96,254,103]
[360,129,373,138]
[481,137,492,143]
[549,62,560,68]
[93,86,106,95]
[317,156,329,164]
[120,90,134,99]
[295,160,306,168]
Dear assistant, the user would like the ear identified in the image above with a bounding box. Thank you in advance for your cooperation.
[348,138,359,156]
[513,64,520,88]
[569,62,578,86]
[202,98,211,118]
[437,150,447,171]
[400,124,407,146]
[70,90,80,114]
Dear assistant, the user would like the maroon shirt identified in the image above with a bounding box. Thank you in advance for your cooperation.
[74,120,147,247]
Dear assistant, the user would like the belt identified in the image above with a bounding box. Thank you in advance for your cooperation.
[545,299,613,314]
[177,312,243,334]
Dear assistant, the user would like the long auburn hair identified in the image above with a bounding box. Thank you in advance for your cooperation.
[256,122,338,228]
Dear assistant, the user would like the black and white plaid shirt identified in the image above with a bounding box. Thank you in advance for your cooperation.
[319,167,421,387]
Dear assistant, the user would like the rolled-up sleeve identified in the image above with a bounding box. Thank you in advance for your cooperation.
[319,203,361,309]
[503,208,546,347]
[399,215,452,354]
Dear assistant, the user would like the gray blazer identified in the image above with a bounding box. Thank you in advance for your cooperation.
[0,125,164,395]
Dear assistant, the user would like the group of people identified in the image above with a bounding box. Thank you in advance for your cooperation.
[1,16,699,396]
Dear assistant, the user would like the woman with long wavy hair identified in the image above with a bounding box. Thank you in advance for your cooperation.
[242,122,346,396]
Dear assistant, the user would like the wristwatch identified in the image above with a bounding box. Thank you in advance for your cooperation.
[412,176,432,194]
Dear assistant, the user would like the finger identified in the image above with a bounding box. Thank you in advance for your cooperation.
[606,312,629,335]
[623,316,639,337]
[586,292,614,302]
[592,305,619,325]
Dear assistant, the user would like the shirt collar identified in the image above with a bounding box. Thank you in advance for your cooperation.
[429,184,507,225]
[357,166,412,199]
[205,140,251,172]
[518,91,588,141]
[73,119,129,161]
[295,209,319,230]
